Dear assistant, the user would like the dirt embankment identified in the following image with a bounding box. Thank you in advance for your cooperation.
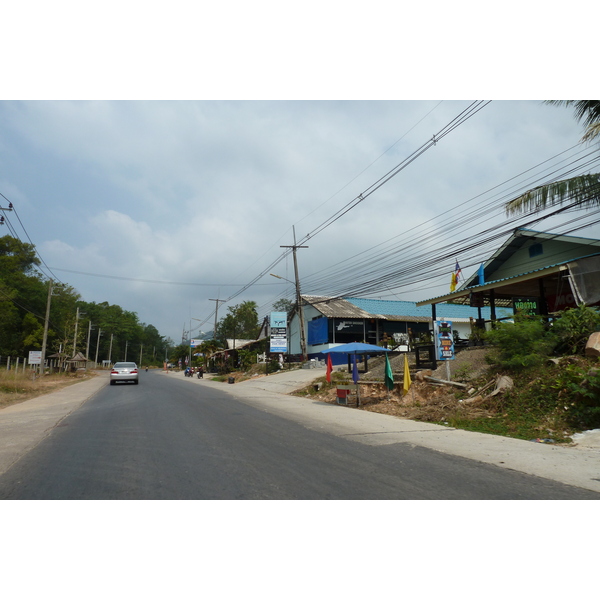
[297,347,498,423]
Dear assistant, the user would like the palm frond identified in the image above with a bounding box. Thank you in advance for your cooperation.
[545,100,600,142]
[505,174,600,215]
[582,122,600,143]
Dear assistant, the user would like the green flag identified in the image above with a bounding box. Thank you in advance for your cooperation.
[384,353,394,391]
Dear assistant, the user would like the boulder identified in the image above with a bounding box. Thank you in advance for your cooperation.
[585,332,600,357]
[488,375,513,397]
[415,369,433,381]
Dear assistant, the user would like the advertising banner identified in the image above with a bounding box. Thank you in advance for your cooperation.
[270,312,288,352]
[513,297,539,316]
[434,320,454,361]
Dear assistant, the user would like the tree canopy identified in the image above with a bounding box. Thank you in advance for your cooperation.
[215,301,260,345]
[0,235,169,364]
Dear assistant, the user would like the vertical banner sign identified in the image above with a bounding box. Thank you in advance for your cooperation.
[270,312,288,353]
[434,320,454,361]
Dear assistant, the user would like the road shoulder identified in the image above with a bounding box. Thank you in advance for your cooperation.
[0,372,108,476]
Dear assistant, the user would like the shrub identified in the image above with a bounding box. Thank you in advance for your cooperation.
[267,359,281,374]
[485,313,556,371]
[551,304,600,355]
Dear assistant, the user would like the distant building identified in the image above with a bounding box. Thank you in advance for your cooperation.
[288,295,510,360]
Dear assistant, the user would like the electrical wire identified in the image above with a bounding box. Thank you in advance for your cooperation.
[300,143,600,299]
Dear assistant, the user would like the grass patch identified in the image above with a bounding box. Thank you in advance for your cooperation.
[0,370,96,409]
[443,356,600,442]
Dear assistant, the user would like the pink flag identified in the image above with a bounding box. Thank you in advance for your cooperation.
[326,354,333,383]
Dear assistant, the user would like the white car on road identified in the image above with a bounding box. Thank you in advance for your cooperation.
[110,362,139,385]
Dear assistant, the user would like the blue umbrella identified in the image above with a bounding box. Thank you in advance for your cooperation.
[352,355,359,384]
[322,342,390,407]
[321,342,391,355]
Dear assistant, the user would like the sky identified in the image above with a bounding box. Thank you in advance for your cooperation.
[1,99,598,343]
[1,4,597,349]
[3,1,597,587]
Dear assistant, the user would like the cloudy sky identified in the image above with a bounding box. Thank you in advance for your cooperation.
[1,4,597,345]
[1,99,598,343]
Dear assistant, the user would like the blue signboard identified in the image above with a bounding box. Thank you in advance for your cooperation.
[434,320,455,360]
[270,312,288,352]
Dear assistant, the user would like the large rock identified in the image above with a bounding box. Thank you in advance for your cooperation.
[489,375,513,397]
[585,332,600,357]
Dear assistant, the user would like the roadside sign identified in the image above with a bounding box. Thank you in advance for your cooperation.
[29,350,42,365]
[434,320,455,361]
[270,312,288,352]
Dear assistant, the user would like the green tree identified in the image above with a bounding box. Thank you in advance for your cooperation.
[0,235,168,362]
[0,235,47,355]
[216,301,259,345]
[198,339,220,369]
[506,101,600,214]
[272,298,294,315]
[21,312,44,351]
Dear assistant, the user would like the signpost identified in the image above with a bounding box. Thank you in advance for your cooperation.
[28,350,42,365]
[270,312,288,353]
[434,320,454,380]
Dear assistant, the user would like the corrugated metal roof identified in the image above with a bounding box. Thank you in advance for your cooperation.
[302,295,511,321]
[417,259,577,306]
[303,296,373,319]
[460,229,600,290]
[347,297,512,320]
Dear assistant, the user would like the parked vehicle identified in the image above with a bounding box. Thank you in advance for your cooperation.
[110,362,139,385]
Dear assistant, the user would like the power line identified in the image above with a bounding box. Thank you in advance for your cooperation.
[300,142,600,299]
[205,101,493,321]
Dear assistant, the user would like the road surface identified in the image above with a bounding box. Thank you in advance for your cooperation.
[0,370,598,499]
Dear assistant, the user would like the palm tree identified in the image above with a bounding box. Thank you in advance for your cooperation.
[198,339,220,369]
[505,101,600,215]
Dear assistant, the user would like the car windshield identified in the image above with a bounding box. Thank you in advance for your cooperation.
[114,363,137,369]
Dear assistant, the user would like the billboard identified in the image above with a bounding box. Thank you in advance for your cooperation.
[270,312,288,352]
[434,320,454,361]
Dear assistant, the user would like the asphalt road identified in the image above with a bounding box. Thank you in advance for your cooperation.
[1,370,599,499]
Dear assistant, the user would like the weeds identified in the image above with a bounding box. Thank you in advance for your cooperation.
[0,370,90,409]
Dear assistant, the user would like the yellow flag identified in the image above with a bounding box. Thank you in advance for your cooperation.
[450,271,457,292]
[403,354,412,396]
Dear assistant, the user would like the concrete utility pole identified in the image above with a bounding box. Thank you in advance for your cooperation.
[209,298,225,340]
[94,328,102,367]
[281,227,308,361]
[73,307,85,357]
[108,333,114,364]
[86,320,94,366]
[40,280,53,375]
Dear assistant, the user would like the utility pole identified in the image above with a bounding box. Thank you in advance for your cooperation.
[209,298,225,341]
[108,333,114,364]
[86,320,94,367]
[124,340,128,361]
[139,343,143,366]
[94,328,102,367]
[40,279,53,375]
[72,307,85,357]
[281,226,308,361]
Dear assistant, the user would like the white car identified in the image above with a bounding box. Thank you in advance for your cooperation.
[110,362,139,385]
